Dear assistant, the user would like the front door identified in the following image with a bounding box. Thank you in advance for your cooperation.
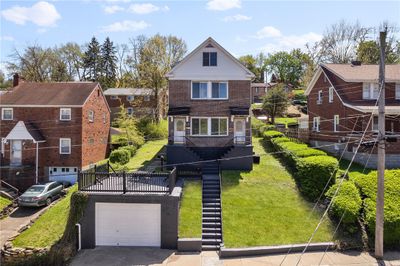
[174,118,185,144]
[234,119,246,144]
[10,140,22,166]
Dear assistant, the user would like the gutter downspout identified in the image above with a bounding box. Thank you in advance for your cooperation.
[35,142,38,184]
[76,223,81,251]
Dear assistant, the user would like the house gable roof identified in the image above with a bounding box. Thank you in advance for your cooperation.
[0,82,99,107]
[166,37,255,80]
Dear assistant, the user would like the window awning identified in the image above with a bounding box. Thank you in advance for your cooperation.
[3,121,46,143]
[168,107,190,115]
[230,107,249,115]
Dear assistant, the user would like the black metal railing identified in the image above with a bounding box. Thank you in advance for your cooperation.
[78,168,177,194]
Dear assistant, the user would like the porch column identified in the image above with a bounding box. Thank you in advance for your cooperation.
[35,142,39,184]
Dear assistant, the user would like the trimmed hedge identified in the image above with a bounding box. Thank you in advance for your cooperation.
[252,118,267,137]
[271,137,291,144]
[120,145,137,158]
[109,149,130,165]
[296,156,338,201]
[325,181,362,231]
[263,130,284,139]
[352,170,400,247]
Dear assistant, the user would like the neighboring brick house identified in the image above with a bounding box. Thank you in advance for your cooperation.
[305,63,400,168]
[251,82,278,103]
[0,77,110,190]
[165,37,255,170]
[104,88,163,122]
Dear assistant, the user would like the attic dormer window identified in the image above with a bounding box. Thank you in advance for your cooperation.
[203,52,217,66]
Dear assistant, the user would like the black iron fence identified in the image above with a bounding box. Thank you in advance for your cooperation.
[78,168,177,194]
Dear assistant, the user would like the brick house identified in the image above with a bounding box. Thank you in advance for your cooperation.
[305,63,400,168]
[165,37,255,171]
[0,77,110,190]
[251,82,278,103]
[104,88,165,122]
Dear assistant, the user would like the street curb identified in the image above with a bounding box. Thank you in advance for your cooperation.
[219,242,336,258]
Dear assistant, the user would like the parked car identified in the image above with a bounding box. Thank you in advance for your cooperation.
[18,182,63,207]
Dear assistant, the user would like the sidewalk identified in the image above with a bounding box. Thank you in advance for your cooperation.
[70,247,400,266]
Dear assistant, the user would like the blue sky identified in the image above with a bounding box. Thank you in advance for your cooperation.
[1,0,399,76]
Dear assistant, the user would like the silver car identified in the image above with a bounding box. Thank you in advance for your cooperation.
[18,182,63,207]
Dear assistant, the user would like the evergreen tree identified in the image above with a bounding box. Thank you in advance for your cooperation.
[100,37,117,89]
[83,37,101,81]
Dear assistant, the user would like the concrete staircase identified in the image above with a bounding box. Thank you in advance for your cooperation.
[0,187,19,200]
[201,161,222,251]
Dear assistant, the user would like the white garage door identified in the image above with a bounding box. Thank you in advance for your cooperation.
[95,203,161,247]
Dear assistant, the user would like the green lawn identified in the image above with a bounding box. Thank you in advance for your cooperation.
[12,185,78,248]
[221,137,334,248]
[0,196,12,210]
[179,180,202,238]
[274,117,298,127]
[112,139,167,171]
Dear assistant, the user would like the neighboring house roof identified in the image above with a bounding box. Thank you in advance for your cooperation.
[251,83,267,87]
[321,63,400,83]
[0,82,99,107]
[3,121,46,143]
[342,104,400,115]
[166,37,255,80]
[104,88,154,96]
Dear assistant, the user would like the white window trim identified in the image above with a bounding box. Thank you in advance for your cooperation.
[59,108,71,121]
[333,115,339,132]
[103,113,106,124]
[1,108,13,120]
[190,117,229,136]
[328,87,334,103]
[363,82,379,100]
[395,83,400,100]
[313,116,320,132]
[317,90,323,104]
[191,81,229,100]
[59,138,71,154]
[88,110,94,122]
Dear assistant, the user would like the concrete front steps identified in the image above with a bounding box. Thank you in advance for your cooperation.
[202,171,222,251]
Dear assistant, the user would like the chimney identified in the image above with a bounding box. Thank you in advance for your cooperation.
[351,60,362,66]
[13,73,20,87]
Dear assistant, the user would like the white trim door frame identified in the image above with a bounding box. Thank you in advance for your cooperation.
[10,140,22,166]
[234,118,246,144]
[174,118,186,144]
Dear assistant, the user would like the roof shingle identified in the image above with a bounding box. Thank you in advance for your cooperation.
[322,64,400,82]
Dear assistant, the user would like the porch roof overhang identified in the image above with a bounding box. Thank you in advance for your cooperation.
[3,121,46,143]
[167,107,191,116]
[230,107,250,116]
[343,103,400,115]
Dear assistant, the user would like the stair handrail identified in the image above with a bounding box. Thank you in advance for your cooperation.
[217,160,224,250]
[184,136,197,147]
[0,179,19,196]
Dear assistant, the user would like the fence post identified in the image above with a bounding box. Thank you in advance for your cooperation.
[123,171,126,194]
[169,168,176,194]
[77,170,81,190]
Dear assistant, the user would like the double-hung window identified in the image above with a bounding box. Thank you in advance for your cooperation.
[1,108,13,120]
[334,115,339,132]
[317,90,323,104]
[88,110,94,122]
[127,95,134,101]
[396,84,400,100]
[59,138,71,154]
[192,82,228,100]
[328,87,334,103]
[127,107,134,116]
[363,83,380,99]
[191,118,208,136]
[211,118,228,136]
[313,116,320,132]
[60,108,71,121]
[203,52,217,66]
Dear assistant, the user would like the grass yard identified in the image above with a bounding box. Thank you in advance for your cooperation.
[221,137,334,248]
[112,139,167,171]
[179,180,202,238]
[12,185,78,248]
[274,117,298,127]
[0,196,12,210]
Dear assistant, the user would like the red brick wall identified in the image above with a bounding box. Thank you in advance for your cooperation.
[81,86,110,167]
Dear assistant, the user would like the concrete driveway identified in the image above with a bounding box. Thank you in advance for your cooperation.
[0,206,48,247]
[69,247,400,266]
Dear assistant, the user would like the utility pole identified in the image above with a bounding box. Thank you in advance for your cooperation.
[375,27,387,259]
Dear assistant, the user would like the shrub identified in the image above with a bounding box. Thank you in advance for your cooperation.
[109,149,130,165]
[295,155,338,201]
[352,170,400,247]
[293,89,306,101]
[112,133,144,148]
[137,118,168,140]
[292,148,327,158]
[263,130,284,140]
[252,118,267,137]
[271,137,291,144]
[120,145,137,158]
[325,181,362,231]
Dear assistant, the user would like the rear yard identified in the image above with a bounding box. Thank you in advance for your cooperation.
[221,137,334,247]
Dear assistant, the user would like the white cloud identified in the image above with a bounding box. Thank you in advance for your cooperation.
[260,32,322,53]
[0,36,14,41]
[223,14,251,22]
[1,1,61,27]
[104,5,124,14]
[100,20,150,32]
[128,3,159,14]
[207,0,241,11]
[255,26,282,39]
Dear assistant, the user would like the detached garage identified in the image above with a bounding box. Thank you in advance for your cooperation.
[78,191,181,250]
[95,203,161,247]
